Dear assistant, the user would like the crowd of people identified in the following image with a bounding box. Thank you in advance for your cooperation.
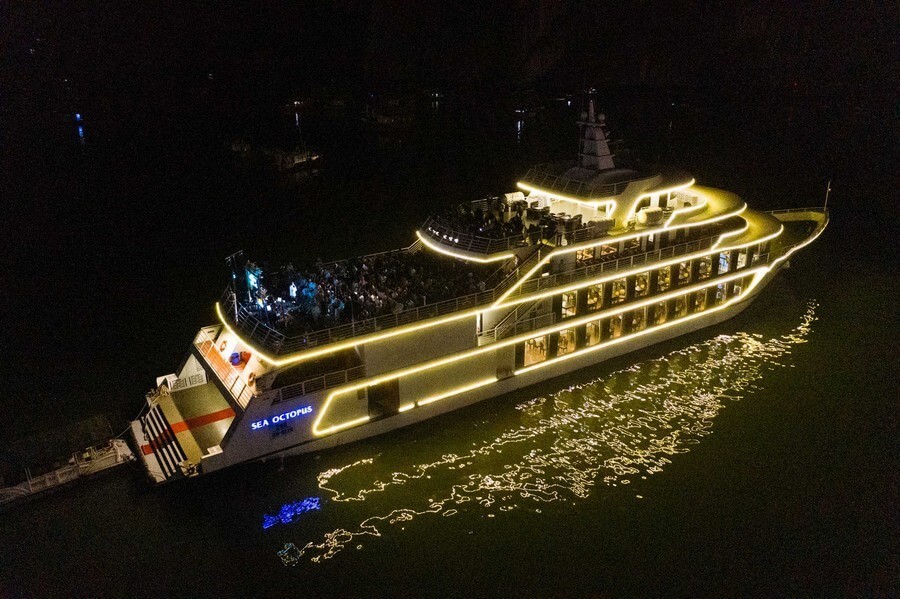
[247,249,497,334]
[433,201,528,241]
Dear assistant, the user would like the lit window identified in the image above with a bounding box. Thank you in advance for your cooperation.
[657,266,671,291]
[677,261,692,284]
[653,301,668,325]
[631,307,646,332]
[561,291,577,318]
[600,244,617,258]
[611,278,627,304]
[634,272,649,297]
[736,248,748,269]
[674,295,688,317]
[607,314,624,339]
[557,328,576,356]
[586,284,603,312]
[714,283,727,305]
[718,252,731,274]
[698,255,712,280]
[586,320,602,346]
[576,248,595,264]
[693,288,707,312]
[524,335,548,366]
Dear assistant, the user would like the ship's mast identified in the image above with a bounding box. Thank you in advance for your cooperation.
[576,97,615,170]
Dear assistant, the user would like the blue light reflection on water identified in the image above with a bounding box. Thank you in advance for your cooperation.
[278,302,818,566]
[263,497,321,530]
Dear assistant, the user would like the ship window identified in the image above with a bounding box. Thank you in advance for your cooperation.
[736,248,748,269]
[698,255,713,280]
[718,252,731,274]
[714,283,727,306]
[611,278,627,304]
[607,314,624,339]
[576,247,595,265]
[586,320,602,346]
[657,266,671,291]
[653,301,668,325]
[560,291,577,318]
[693,288,708,312]
[524,335,548,366]
[634,272,650,297]
[674,295,688,317]
[624,237,641,254]
[631,307,647,332]
[586,284,603,312]
[557,328,576,356]
[677,261,692,285]
[600,244,617,258]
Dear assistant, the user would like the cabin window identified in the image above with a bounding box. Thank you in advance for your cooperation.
[607,314,624,339]
[624,237,641,254]
[576,247,595,265]
[698,255,713,280]
[560,291,577,318]
[524,335,549,366]
[677,261,692,285]
[631,307,647,332]
[653,301,668,325]
[557,328,576,356]
[714,283,727,306]
[674,295,688,317]
[718,252,731,274]
[657,266,671,291]
[586,320,602,346]
[611,278,627,304]
[586,284,603,312]
[600,244,617,258]
[693,288,708,312]
[635,272,650,297]
[736,248,748,269]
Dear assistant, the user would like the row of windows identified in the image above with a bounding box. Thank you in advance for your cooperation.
[521,277,750,368]
[557,247,755,320]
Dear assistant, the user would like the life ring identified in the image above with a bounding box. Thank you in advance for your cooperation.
[219,340,227,352]
[248,371,256,385]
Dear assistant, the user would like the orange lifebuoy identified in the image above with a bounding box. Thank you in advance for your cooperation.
[248,371,256,385]
[219,340,227,352]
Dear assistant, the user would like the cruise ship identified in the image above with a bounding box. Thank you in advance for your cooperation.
[131,103,828,483]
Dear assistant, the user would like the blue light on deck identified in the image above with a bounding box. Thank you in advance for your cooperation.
[262,496,321,530]
[75,113,82,122]
[77,126,84,139]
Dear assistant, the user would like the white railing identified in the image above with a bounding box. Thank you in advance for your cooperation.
[193,330,254,409]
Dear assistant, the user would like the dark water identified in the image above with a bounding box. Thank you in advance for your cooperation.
[1,91,896,596]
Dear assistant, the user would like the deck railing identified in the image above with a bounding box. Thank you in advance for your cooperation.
[224,225,753,356]
[267,365,367,406]
[421,216,529,254]
[194,329,254,409]
[505,234,719,299]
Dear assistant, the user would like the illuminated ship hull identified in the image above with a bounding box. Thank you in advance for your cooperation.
[131,113,828,484]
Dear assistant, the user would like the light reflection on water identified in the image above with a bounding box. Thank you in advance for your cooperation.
[278,302,818,566]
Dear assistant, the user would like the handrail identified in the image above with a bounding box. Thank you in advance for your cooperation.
[421,216,528,255]
[504,234,720,300]
[223,227,747,356]
[268,364,367,405]
[194,329,254,409]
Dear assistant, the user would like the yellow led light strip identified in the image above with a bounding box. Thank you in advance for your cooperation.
[624,178,697,220]
[516,182,618,211]
[513,270,767,376]
[216,209,774,368]
[311,267,769,436]
[416,377,498,407]
[491,211,768,309]
[215,301,479,368]
[415,231,515,263]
